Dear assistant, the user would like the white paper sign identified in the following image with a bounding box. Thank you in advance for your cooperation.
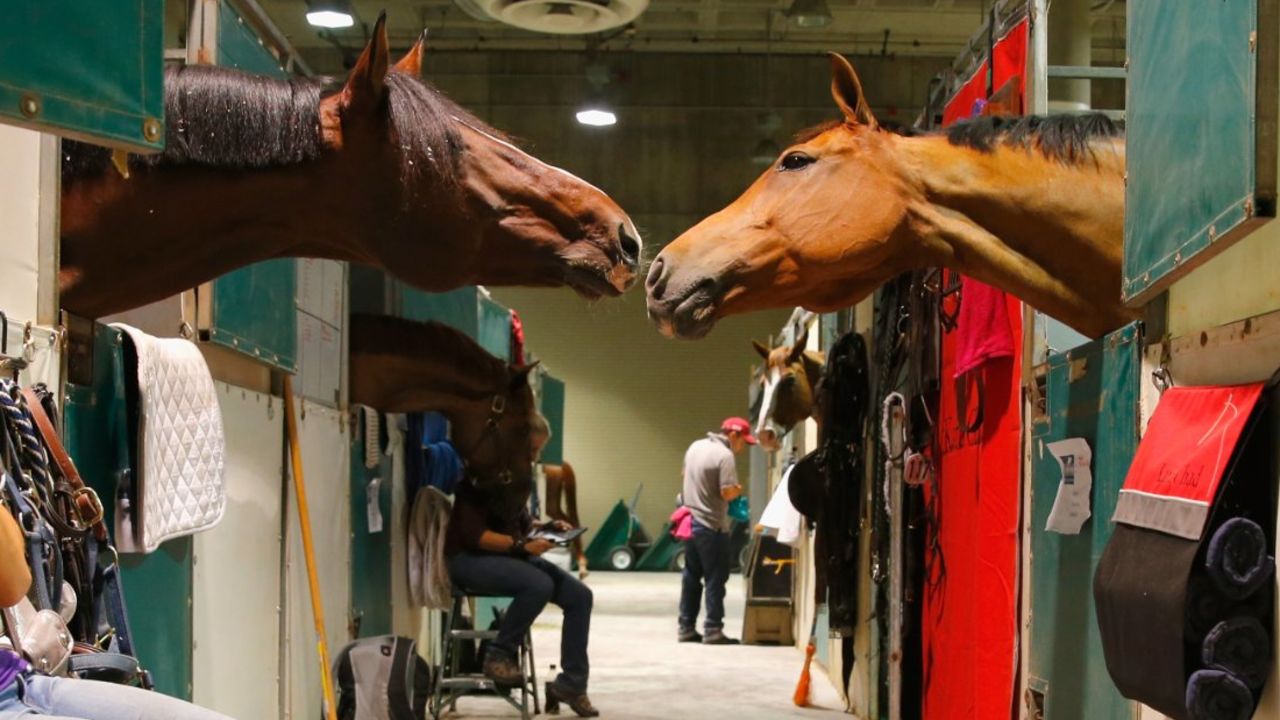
[366,477,384,534]
[1045,438,1093,534]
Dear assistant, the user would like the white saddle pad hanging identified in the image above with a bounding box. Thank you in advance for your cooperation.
[110,324,226,554]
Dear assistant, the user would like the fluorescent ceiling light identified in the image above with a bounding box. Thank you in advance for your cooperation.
[306,1,354,28]
[576,108,617,127]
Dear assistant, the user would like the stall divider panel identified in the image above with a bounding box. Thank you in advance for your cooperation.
[284,403,352,720]
[201,0,298,372]
[1027,322,1140,719]
[397,286,480,336]
[192,384,284,718]
[1123,0,1278,304]
[64,324,193,700]
[540,375,566,466]
[0,1,164,150]
[396,285,514,362]
[478,295,513,361]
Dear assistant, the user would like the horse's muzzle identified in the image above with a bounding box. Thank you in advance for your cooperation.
[645,257,721,339]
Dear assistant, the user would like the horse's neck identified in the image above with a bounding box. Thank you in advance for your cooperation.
[896,134,1132,337]
[59,164,362,318]
[350,352,502,417]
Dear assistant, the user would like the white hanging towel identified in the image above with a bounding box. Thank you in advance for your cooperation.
[757,464,805,548]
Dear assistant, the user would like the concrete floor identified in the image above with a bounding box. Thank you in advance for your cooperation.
[445,571,844,719]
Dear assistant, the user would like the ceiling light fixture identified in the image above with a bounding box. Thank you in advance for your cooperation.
[576,107,617,127]
[786,0,832,28]
[306,0,355,28]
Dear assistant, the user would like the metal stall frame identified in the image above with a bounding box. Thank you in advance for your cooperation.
[918,2,1133,717]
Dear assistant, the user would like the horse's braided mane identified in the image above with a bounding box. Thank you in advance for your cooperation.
[792,112,1122,164]
[350,314,509,384]
[61,63,510,193]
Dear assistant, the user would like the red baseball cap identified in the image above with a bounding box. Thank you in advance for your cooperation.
[721,417,758,445]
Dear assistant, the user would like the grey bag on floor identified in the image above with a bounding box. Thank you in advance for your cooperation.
[334,635,431,720]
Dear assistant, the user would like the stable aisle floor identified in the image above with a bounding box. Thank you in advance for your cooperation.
[449,571,843,719]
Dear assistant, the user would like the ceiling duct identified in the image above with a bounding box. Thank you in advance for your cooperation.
[457,0,648,34]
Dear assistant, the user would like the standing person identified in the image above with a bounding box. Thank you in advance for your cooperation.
[677,417,755,645]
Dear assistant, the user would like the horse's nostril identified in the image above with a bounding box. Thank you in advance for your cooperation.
[646,257,666,294]
[619,224,641,266]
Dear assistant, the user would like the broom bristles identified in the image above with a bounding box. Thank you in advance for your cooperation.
[792,641,816,707]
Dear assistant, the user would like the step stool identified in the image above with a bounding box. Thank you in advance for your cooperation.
[431,590,539,720]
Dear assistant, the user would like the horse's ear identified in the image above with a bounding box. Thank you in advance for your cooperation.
[343,12,391,115]
[393,29,428,77]
[752,340,770,360]
[509,360,541,390]
[787,326,809,365]
[829,53,878,130]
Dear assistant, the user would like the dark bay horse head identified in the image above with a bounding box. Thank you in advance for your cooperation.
[349,314,542,509]
[646,53,1129,340]
[59,15,642,318]
[751,325,825,443]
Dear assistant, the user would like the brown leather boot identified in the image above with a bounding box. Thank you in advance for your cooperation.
[482,649,523,687]
[545,680,600,717]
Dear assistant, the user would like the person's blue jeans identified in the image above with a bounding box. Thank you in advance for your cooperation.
[0,674,232,719]
[679,521,730,632]
[447,552,593,693]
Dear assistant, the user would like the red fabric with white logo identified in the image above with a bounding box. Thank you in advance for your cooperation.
[1113,383,1265,539]
[921,19,1028,720]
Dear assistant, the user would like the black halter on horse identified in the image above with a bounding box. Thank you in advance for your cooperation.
[464,392,517,490]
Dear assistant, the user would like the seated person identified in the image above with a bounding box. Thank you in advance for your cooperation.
[445,477,597,718]
[0,510,233,720]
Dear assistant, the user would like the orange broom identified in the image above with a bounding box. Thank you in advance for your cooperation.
[793,615,818,707]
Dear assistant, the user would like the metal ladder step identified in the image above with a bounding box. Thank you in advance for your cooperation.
[449,629,499,640]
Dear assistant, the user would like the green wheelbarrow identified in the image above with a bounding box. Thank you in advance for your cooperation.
[636,522,684,571]
[584,485,652,571]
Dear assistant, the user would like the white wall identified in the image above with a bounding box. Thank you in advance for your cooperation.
[491,286,791,545]
[0,125,41,324]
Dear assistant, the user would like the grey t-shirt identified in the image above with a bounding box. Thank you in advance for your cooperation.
[682,433,740,532]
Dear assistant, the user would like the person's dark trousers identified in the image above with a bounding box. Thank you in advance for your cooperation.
[679,520,730,632]
[448,552,593,692]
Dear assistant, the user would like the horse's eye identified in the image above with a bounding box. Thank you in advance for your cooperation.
[779,152,815,171]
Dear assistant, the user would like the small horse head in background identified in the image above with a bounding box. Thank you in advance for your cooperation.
[751,324,825,445]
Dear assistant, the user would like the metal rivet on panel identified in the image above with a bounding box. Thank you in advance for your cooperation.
[142,118,162,142]
[19,94,40,118]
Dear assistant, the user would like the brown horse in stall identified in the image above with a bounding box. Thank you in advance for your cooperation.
[751,324,825,446]
[60,16,641,319]
[349,314,542,514]
[646,54,1133,340]
[542,463,588,576]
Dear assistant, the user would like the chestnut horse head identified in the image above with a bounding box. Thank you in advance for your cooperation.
[59,15,641,318]
[647,54,1130,340]
[751,325,825,443]
[349,314,542,509]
